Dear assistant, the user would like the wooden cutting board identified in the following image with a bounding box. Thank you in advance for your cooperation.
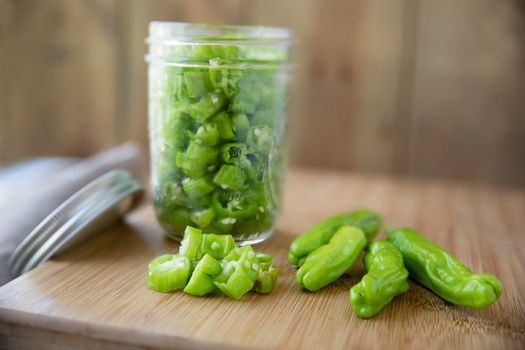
[1,169,524,349]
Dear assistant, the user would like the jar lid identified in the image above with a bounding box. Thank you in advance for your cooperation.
[8,169,143,277]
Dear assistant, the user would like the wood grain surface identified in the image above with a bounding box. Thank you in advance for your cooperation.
[1,169,524,349]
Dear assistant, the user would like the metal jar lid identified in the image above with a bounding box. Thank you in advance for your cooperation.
[8,169,143,277]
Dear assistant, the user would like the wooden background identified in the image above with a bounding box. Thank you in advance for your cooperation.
[1,0,524,187]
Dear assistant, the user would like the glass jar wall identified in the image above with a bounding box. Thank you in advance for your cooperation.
[146,22,293,244]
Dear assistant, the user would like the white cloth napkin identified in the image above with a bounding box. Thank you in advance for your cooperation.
[0,143,145,286]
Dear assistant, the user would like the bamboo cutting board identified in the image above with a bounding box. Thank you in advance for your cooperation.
[1,169,524,349]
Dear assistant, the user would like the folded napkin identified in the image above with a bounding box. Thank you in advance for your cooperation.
[0,143,145,286]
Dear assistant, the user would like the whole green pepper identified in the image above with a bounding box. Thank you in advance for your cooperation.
[386,227,502,309]
[349,241,409,318]
[296,225,366,292]
[288,209,381,267]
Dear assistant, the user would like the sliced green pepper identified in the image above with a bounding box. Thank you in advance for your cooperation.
[220,143,249,166]
[232,113,250,141]
[190,208,215,228]
[252,253,279,294]
[182,176,215,199]
[183,70,213,98]
[212,190,257,220]
[253,265,279,294]
[162,112,195,151]
[213,164,247,191]
[211,111,235,141]
[147,254,192,293]
[194,122,220,146]
[179,226,203,260]
[190,90,227,122]
[198,233,237,260]
[183,254,222,296]
[246,125,272,154]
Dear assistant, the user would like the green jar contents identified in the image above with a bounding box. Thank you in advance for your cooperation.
[146,22,293,243]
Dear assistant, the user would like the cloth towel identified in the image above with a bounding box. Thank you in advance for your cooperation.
[0,143,145,286]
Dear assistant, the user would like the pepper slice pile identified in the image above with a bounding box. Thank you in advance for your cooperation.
[147,226,279,300]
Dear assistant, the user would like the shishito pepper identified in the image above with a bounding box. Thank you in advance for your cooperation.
[288,209,382,267]
[386,227,502,309]
[350,241,409,318]
[147,254,192,293]
[296,225,367,292]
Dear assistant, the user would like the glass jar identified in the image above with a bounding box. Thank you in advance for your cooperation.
[146,22,293,244]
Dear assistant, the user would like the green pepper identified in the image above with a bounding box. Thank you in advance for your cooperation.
[213,164,247,191]
[176,140,219,178]
[246,125,273,154]
[162,112,195,151]
[252,253,279,294]
[214,246,260,300]
[386,227,502,309]
[220,143,249,166]
[288,209,382,267]
[182,176,215,199]
[154,181,189,208]
[183,254,222,296]
[232,113,250,141]
[231,75,260,114]
[212,190,257,220]
[296,225,367,292]
[183,70,213,98]
[350,241,409,318]
[211,111,235,141]
[190,90,227,122]
[190,208,215,228]
[198,233,237,260]
[253,265,279,294]
[147,254,192,293]
[255,252,272,270]
[194,122,220,146]
[179,226,203,260]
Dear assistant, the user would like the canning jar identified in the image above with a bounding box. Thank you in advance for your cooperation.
[146,22,293,244]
